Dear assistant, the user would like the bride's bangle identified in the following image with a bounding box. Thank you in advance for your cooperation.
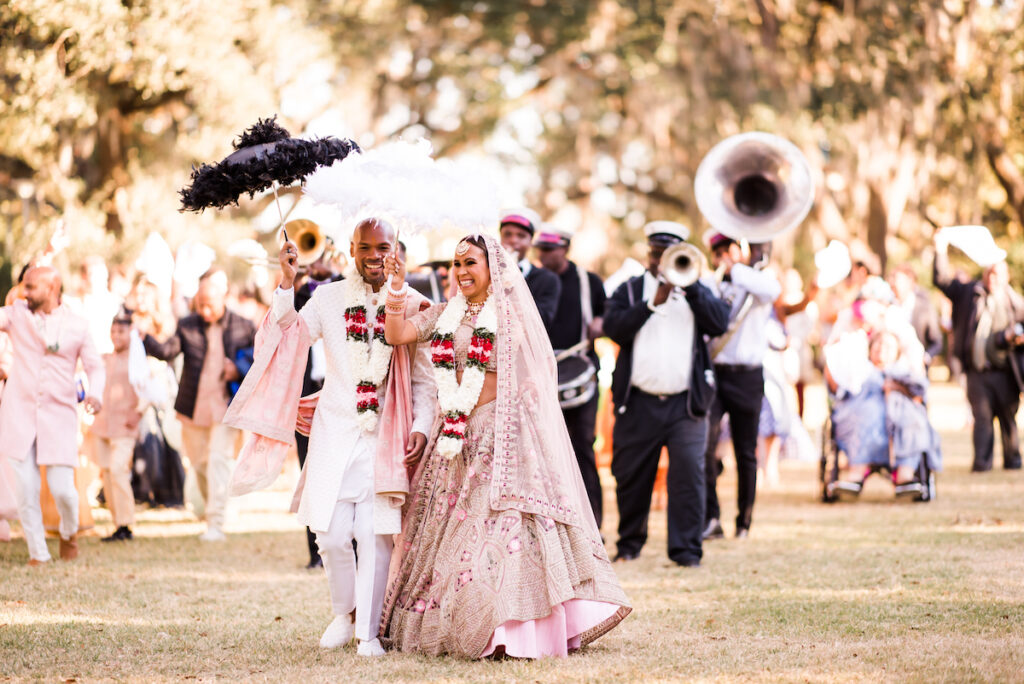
[385,288,407,315]
[386,278,409,297]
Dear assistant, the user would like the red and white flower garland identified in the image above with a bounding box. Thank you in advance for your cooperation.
[430,293,497,458]
[343,271,394,432]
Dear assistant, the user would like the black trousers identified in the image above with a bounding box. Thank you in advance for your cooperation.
[704,366,764,532]
[562,392,603,529]
[611,390,707,564]
[965,369,1022,471]
[294,431,322,565]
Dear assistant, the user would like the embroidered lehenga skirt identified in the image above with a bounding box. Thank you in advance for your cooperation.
[381,401,630,658]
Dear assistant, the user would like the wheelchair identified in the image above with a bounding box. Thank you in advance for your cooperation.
[819,409,937,503]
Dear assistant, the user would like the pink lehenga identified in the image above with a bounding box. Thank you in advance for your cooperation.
[380,235,630,658]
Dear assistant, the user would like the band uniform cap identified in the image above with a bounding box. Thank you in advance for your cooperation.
[500,207,542,236]
[534,227,572,248]
[644,220,689,245]
[702,228,734,251]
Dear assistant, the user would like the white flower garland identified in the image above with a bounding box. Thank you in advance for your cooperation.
[431,293,498,458]
[342,269,394,432]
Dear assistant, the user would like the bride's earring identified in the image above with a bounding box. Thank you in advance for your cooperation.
[487,283,494,295]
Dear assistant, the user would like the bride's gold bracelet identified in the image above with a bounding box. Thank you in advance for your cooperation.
[385,284,407,315]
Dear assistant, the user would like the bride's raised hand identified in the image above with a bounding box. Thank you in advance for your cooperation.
[384,252,406,288]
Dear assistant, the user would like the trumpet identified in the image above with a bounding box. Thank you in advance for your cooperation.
[659,241,706,288]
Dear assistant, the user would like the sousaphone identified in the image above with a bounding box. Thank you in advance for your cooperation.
[694,132,815,244]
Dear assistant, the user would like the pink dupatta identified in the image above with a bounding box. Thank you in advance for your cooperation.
[224,308,311,497]
[226,294,422,520]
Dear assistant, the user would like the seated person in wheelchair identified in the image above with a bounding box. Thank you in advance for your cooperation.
[824,300,940,489]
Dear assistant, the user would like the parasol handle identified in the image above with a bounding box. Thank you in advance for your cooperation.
[272,182,289,242]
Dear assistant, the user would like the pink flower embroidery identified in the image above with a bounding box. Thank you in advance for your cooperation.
[467,467,476,478]
[507,537,521,553]
[458,570,473,586]
[456,509,467,522]
[414,599,427,613]
[448,493,457,507]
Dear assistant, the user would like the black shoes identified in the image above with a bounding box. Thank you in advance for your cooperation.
[673,557,701,568]
[306,556,324,569]
[101,526,133,542]
[735,527,749,539]
[702,518,724,541]
[613,551,639,563]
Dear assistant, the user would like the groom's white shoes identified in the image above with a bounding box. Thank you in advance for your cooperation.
[356,638,386,657]
[319,616,354,649]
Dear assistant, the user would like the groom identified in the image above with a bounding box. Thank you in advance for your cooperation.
[229,218,436,655]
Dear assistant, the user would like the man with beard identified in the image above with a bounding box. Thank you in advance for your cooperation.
[291,238,342,569]
[499,208,561,333]
[264,218,436,655]
[141,270,257,542]
[0,266,105,565]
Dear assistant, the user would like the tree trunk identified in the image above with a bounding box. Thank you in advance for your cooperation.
[983,126,1024,231]
[867,182,888,274]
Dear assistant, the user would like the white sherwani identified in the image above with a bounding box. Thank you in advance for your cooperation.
[273,281,436,533]
[274,278,436,643]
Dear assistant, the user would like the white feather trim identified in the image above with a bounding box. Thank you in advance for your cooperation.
[302,139,500,241]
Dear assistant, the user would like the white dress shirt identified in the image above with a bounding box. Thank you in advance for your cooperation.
[519,258,533,278]
[630,272,694,395]
[710,263,782,366]
[273,283,436,532]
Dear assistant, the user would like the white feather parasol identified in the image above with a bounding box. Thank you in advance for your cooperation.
[302,138,500,243]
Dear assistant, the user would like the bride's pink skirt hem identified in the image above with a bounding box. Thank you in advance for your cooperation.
[480,599,623,659]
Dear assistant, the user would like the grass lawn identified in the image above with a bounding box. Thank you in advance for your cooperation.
[2,382,1023,682]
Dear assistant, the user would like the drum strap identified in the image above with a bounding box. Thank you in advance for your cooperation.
[554,264,595,364]
[578,263,593,345]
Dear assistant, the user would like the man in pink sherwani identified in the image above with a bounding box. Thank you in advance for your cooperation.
[0,266,105,566]
[0,329,15,542]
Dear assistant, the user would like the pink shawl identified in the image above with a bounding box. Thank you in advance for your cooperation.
[223,308,311,497]
[225,297,419,512]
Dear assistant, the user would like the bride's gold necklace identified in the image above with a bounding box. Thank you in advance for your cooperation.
[465,299,486,318]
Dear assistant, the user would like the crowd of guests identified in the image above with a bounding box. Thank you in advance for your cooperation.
[0,248,261,554]
[1,212,1022,595]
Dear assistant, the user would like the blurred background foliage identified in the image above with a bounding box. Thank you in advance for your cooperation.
[2,0,1023,293]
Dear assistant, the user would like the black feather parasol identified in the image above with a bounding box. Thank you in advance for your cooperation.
[179,116,360,212]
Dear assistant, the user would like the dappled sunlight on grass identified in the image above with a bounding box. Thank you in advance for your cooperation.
[3,384,1024,681]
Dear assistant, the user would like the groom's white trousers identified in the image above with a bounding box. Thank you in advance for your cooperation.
[316,498,393,641]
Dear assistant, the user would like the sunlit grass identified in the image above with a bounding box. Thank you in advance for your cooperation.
[2,382,1023,682]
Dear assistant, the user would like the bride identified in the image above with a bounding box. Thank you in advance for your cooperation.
[380,233,630,658]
